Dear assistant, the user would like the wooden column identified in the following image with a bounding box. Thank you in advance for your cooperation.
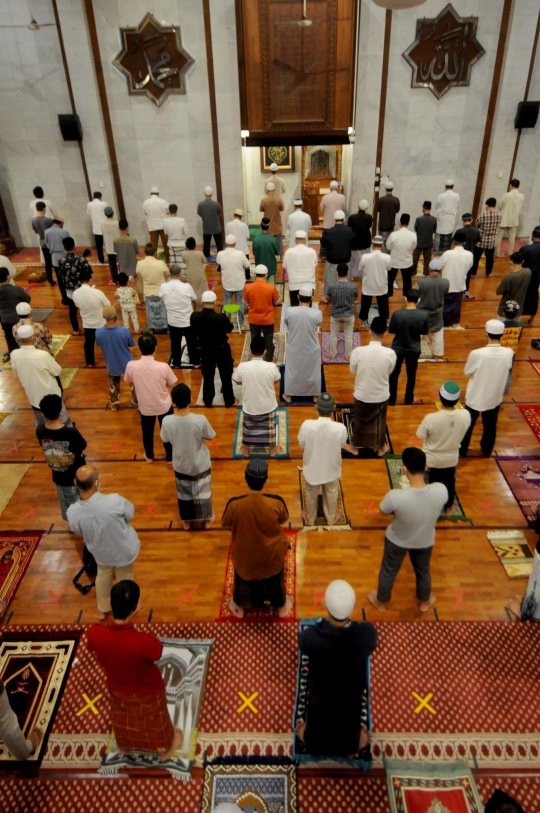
[372,10,392,235]
[202,0,224,227]
[508,8,540,184]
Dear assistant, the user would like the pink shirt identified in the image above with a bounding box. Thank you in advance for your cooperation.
[124,356,177,416]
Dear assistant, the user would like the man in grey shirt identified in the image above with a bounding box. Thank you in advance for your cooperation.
[31,201,54,285]
[67,465,140,620]
[367,447,447,613]
[415,258,450,360]
[0,680,43,760]
[44,218,71,304]
[197,185,223,258]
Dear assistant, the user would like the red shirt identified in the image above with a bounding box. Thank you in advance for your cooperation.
[243,277,279,325]
[87,622,165,695]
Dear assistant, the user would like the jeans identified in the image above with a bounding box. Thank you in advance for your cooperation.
[94,234,105,264]
[412,247,432,276]
[148,229,169,263]
[377,536,433,603]
[1,322,17,356]
[249,323,275,362]
[95,563,134,613]
[495,225,516,257]
[304,478,340,525]
[108,253,118,283]
[427,466,456,510]
[42,245,54,284]
[169,324,200,367]
[83,327,96,365]
[470,245,494,282]
[203,232,223,258]
[388,266,413,297]
[329,314,355,357]
[201,345,235,407]
[459,404,500,458]
[140,406,173,460]
[358,293,389,322]
[223,288,244,327]
[388,352,420,405]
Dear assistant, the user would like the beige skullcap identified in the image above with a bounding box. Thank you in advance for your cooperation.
[234,208,243,216]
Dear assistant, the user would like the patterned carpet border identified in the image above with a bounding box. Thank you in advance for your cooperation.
[0,530,42,617]
[200,763,297,813]
[496,456,540,525]
[486,530,534,579]
[320,330,361,364]
[517,404,540,445]
[385,455,469,523]
[385,758,483,813]
[232,408,289,459]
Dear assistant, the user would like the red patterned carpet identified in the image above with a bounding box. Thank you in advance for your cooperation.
[517,404,540,445]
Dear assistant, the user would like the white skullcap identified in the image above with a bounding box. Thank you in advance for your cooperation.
[429,258,444,271]
[212,805,242,813]
[359,200,369,211]
[270,162,278,172]
[325,580,356,620]
[385,181,394,189]
[295,230,308,239]
[16,302,32,316]
[225,235,236,245]
[294,198,303,206]
[299,287,313,297]
[17,324,34,339]
[446,179,455,186]
[372,235,384,245]
[486,319,504,335]
[334,210,345,220]
[330,180,339,189]
[202,291,217,303]
[204,186,213,195]
[266,182,275,191]
[150,186,159,193]
[234,208,243,216]
[255,264,268,275]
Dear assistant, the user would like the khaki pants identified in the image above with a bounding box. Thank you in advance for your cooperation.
[495,225,516,257]
[329,314,355,358]
[304,478,340,525]
[148,229,169,263]
[96,563,134,613]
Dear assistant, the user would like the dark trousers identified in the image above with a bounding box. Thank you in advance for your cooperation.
[83,327,96,365]
[1,322,17,356]
[459,404,500,458]
[359,293,389,322]
[249,323,275,361]
[377,536,433,604]
[67,297,79,332]
[55,267,69,305]
[388,266,413,297]
[169,324,200,367]
[290,289,300,307]
[108,253,118,283]
[203,232,223,258]
[201,345,235,407]
[428,466,456,510]
[94,234,105,264]
[412,247,432,276]
[470,245,494,281]
[42,245,54,284]
[140,406,173,461]
[389,352,420,405]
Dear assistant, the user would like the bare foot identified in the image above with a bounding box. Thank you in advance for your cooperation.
[328,353,336,359]
[282,394,292,403]
[358,320,366,328]
[110,404,118,412]
[358,724,370,751]
[159,727,183,761]
[28,727,44,752]
[507,598,522,619]
[444,505,454,516]
[278,594,294,618]
[413,396,421,404]
[301,510,314,526]
[71,331,80,336]
[182,521,192,531]
[295,718,306,743]
[269,445,283,457]
[204,513,215,529]
[329,511,343,525]
[227,597,244,618]
[419,593,437,612]
[240,444,250,458]
[143,454,154,464]
[344,356,351,361]
[367,590,387,613]
[97,611,108,621]
[377,442,390,457]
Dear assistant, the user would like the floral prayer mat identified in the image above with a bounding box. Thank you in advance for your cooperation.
[195,369,243,407]
[356,302,380,328]
[517,404,540,445]
[385,456,469,523]
[218,530,297,622]
[241,331,287,364]
[99,638,213,780]
[232,408,289,459]
[486,530,534,579]
[333,403,393,458]
[496,457,540,524]
[59,368,78,390]
[201,763,297,813]
[0,530,41,617]
[299,469,351,530]
[385,759,483,813]
[320,330,361,364]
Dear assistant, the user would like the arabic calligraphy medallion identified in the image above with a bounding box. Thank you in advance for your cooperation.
[113,13,194,107]
[403,3,485,100]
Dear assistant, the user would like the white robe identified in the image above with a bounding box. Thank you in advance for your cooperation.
[284,306,322,396]
[435,190,460,235]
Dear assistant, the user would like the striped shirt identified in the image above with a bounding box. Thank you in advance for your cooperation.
[475,209,502,249]
[327,279,358,319]
[67,492,140,567]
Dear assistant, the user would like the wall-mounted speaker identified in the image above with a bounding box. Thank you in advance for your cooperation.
[514,101,540,129]
[58,114,83,141]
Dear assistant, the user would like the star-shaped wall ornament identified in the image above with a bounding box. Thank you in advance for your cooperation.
[113,13,194,107]
[403,3,485,100]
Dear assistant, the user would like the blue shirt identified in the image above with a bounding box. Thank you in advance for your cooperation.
[95,324,135,376]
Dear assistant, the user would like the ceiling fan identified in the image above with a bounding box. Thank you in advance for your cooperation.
[298,0,313,26]
[0,0,55,30]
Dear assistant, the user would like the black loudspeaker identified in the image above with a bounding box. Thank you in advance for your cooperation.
[514,101,540,129]
[58,113,83,141]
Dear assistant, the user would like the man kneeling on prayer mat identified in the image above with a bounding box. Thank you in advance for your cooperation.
[87,580,183,759]
[296,580,377,756]
[222,459,293,618]
[233,335,282,457]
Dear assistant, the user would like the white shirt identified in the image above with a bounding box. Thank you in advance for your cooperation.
[216,247,250,292]
[282,244,318,291]
[359,250,392,297]
[386,228,417,269]
[163,216,188,247]
[416,409,472,468]
[87,199,108,235]
[498,188,525,228]
[10,345,61,408]
[287,210,312,247]
[298,417,348,486]
[441,246,473,293]
[464,344,514,411]
[225,219,250,255]
[0,255,17,280]
[350,341,397,402]
[435,190,460,235]
[29,198,55,219]
[101,219,120,255]
[233,358,280,415]
[72,284,110,329]
[143,196,169,231]
[264,174,286,197]
[159,278,196,328]
[320,191,347,229]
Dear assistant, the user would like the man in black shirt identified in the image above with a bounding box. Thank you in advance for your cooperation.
[376,182,400,248]
[413,201,437,276]
[320,211,355,301]
[297,579,377,756]
[190,290,236,407]
[348,200,372,279]
[459,214,481,299]
[0,267,31,360]
[388,289,429,405]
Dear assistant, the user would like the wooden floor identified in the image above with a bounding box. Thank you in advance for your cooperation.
[1,250,539,626]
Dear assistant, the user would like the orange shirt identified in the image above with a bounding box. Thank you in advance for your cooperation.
[243,277,279,325]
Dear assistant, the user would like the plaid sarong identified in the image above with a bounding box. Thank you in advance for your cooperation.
[56,484,80,521]
[242,410,277,447]
[436,232,453,252]
[145,295,168,331]
[443,291,464,326]
[175,468,212,521]
[109,687,174,753]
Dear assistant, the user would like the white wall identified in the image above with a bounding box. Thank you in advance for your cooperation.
[243,146,302,226]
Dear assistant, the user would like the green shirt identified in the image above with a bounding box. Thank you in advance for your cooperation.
[252,233,280,276]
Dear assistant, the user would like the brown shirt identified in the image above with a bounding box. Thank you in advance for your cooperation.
[376,194,400,231]
[496,268,532,316]
[222,492,289,580]
[259,196,284,235]
[13,317,53,354]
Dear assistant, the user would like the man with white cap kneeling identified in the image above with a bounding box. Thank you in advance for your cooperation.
[13,302,53,354]
[190,291,236,408]
[282,231,318,306]
[225,209,250,258]
[435,180,460,253]
[297,579,377,756]
[287,198,312,247]
[348,199,373,279]
[143,187,170,263]
[197,186,223,258]
[216,235,251,329]
[459,320,513,458]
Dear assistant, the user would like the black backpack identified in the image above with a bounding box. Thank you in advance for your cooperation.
[73,546,97,595]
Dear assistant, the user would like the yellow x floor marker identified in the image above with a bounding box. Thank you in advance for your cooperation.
[412,691,436,715]
[237,691,259,713]
[76,692,103,716]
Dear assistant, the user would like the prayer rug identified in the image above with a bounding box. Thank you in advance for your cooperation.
[201,763,297,813]
[218,530,297,621]
[496,456,540,524]
[233,408,289,459]
[299,469,351,530]
[0,530,41,616]
[241,331,287,364]
[333,403,393,458]
[321,330,361,364]
[0,412,9,426]
[21,286,36,295]
[530,360,540,380]
[357,302,380,328]
[279,302,319,333]
[195,369,243,407]
[385,758,484,813]
[59,368,78,390]
[279,365,326,405]
[99,638,213,780]
[275,282,285,300]
[386,456,469,522]
[30,308,54,323]
[0,632,78,762]
[50,334,70,357]
[486,530,534,579]
[435,400,464,410]
[517,404,540,445]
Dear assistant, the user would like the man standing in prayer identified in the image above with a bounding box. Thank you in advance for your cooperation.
[496,179,524,257]
[160,383,216,530]
[327,264,358,360]
[13,302,53,354]
[416,382,471,516]
[216,234,250,329]
[357,235,391,325]
[459,320,513,458]
[386,214,417,297]
[115,273,139,333]
[197,186,223,259]
[31,201,54,285]
[0,679,43,760]
[349,316,395,456]
[87,579,183,758]
[283,288,322,403]
[222,459,292,619]
[264,162,286,197]
[320,210,354,301]
[412,201,437,276]
[159,264,199,369]
[0,268,31,359]
[282,231,318,306]
[287,199,312,248]
[72,268,110,367]
[252,219,280,284]
[124,333,177,463]
[435,180,460,252]
[102,206,120,283]
[181,237,208,303]
[496,252,531,317]
[469,198,501,294]
[243,264,280,362]
[226,209,250,258]
[388,290,429,406]
[415,258,449,361]
[441,230,473,329]
[259,183,284,257]
[367,447,447,613]
[36,394,87,520]
[519,227,540,325]
[348,200,372,279]
[87,191,108,264]
[296,580,376,757]
[44,218,71,304]
[320,181,347,259]
[234,336,281,457]
[11,326,71,427]
[143,187,170,262]
[114,220,139,281]
[136,244,169,333]
[190,291,235,408]
[375,182,400,247]
[162,204,188,265]
[299,392,357,526]
[459,213,480,257]
[29,185,55,219]
[95,306,136,411]
[58,240,93,336]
